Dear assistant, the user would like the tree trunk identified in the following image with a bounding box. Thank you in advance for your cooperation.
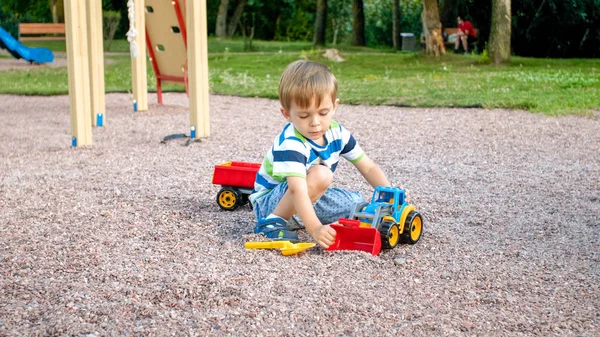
[332,18,339,45]
[489,0,511,64]
[352,0,365,46]
[422,0,444,56]
[422,0,442,32]
[313,0,327,46]
[57,0,64,23]
[215,0,229,39]
[227,0,246,37]
[440,0,458,28]
[49,0,58,23]
[392,0,401,50]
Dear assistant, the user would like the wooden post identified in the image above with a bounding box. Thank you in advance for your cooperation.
[87,0,106,127]
[131,0,148,112]
[186,0,210,138]
[64,0,92,146]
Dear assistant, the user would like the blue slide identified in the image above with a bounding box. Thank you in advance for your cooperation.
[0,26,54,64]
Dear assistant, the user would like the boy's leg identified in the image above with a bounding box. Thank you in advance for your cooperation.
[252,182,299,241]
[313,188,364,225]
[289,187,363,228]
[271,164,333,220]
[252,165,333,237]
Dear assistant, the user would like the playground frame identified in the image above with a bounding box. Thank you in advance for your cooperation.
[64,0,209,146]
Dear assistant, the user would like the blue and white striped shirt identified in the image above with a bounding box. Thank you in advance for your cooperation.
[250,120,364,204]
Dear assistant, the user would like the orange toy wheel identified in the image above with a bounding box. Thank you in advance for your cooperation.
[217,187,240,211]
[400,211,423,244]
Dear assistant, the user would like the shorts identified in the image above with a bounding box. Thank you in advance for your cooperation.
[252,181,364,229]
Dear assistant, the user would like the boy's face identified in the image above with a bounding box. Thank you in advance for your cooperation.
[281,94,338,144]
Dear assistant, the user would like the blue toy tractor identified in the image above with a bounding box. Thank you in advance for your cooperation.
[348,186,423,249]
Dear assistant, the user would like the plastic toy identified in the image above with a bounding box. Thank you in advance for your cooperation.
[327,218,382,255]
[212,161,260,210]
[245,241,316,256]
[327,186,423,255]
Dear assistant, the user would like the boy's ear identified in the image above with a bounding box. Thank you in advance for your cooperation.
[332,98,340,115]
[280,107,292,121]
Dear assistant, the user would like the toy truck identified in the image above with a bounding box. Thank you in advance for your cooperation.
[328,186,423,255]
[212,161,260,211]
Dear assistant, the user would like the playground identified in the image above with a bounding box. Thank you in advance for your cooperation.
[1,91,599,335]
[1,0,599,334]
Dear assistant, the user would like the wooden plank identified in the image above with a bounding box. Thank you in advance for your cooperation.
[19,23,66,41]
[131,0,148,112]
[65,0,92,146]
[187,0,210,138]
[19,23,66,34]
[443,28,479,37]
[145,0,187,82]
[19,36,66,41]
[87,0,106,127]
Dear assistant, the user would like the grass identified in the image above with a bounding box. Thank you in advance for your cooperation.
[20,38,388,54]
[1,39,598,115]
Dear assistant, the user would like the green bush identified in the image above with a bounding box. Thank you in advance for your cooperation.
[0,0,52,37]
[364,0,423,48]
[0,9,20,37]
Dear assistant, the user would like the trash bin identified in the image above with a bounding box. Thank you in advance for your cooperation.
[400,33,416,51]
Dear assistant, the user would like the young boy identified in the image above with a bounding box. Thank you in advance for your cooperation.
[249,60,391,249]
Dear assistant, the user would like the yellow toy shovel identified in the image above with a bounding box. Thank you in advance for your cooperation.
[244,241,315,256]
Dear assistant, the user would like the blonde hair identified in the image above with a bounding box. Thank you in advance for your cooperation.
[278,60,338,111]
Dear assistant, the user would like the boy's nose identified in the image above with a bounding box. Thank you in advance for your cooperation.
[310,117,320,126]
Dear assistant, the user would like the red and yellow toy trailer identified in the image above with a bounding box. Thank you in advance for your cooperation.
[212,161,260,211]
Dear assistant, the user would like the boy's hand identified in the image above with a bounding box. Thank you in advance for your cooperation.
[311,224,337,249]
[403,187,411,203]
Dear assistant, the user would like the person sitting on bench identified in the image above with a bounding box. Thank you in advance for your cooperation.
[455,15,477,54]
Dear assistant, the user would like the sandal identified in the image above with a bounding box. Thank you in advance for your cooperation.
[254,217,299,242]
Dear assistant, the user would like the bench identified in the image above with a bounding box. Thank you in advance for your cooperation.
[18,23,66,41]
[443,27,479,49]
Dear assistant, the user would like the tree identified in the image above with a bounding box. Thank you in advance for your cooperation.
[49,0,58,23]
[488,0,511,64]
[440,0,458,28]
[421,0,442,32]
[392,0,401,50]
[215,0,229,38]
[329,0,352,45]
[313,0,327,46]
[227,0,246,37]
[421,0,443,55]
[352,0,365,46]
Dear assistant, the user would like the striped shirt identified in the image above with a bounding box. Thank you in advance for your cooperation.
[250,120,364,204]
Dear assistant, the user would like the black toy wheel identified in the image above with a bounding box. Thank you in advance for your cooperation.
[239,194,250,207]
[380,221,400,249]
[400,211,423,244]
[216,187,241,211]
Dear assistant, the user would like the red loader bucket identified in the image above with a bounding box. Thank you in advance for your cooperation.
[327,218,381,256]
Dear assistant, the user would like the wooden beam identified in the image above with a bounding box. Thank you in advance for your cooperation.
[186,0,210,138]
[87,0,106,127]
[65,0,92,146]
[131,0,148,112]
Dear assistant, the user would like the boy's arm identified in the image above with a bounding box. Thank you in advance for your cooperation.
[353,155,411,202]
[352,155,390,188]
[287,176,336,248]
